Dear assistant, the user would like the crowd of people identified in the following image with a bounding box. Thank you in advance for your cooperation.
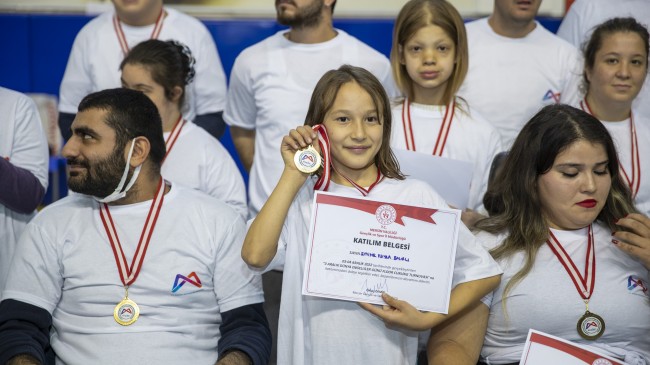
[0,0,649,364]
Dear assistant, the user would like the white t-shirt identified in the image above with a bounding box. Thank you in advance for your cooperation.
[261,177,501,365]
[224,29,397,217]
[459,19,582,148]
[0,87,49,292]
[162,121,247,218]
[600,113,650,216]
[58,7,227,122]
[390,100,504,211]
[1,185,264,365]
[557,0,650,127]
[478,223,650,364]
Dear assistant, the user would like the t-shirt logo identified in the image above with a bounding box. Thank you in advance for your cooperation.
[171,271,203,294]
[627,275,648,296]
[542,89,561,103]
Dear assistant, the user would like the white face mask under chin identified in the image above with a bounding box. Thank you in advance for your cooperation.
[94,139,142,204]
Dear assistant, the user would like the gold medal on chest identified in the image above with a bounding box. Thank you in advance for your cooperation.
[294,145,321,174]
[114,288,140,326]
[577,310,605,340]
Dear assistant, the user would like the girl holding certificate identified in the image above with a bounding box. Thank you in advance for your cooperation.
[242,65,502,365]
[389,0,504,212]
[431,104,650,364]
[576,17,650,216]
[119,39,247,218]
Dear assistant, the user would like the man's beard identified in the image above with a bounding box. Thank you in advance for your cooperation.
[67,146,131,198]
[276,0,323,28]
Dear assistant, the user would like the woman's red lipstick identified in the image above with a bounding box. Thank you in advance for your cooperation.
[577,199,597,208]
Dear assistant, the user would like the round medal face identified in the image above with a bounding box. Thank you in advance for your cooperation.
[294,145,321,174]
[577,311,605,340]
[114,298,140,326]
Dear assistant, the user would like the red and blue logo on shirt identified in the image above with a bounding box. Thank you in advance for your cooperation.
[627,275,648,296]
[171,271,202,294]
[542,89,561,103]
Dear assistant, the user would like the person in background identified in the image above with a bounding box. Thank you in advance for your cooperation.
[459,0,582,148]
[389,0,503,212]
[0,88,270,365]
[557,0,650,117]
[0,86,49,293]
[428,104,650,364]
[120,39,247,218]
[59,0,228,141]
[575,17,650,216]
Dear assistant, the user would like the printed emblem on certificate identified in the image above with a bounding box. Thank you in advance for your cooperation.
[302,192,461,313]
[520,330,624,365]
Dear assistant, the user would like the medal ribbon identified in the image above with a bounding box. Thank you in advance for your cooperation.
[580,99,640,198]
[546,225,595,300]
[113,8,165,55]
[312,124,384,197]
[162,115,186,164]
[401,98,456,156]
[99,178,165,287]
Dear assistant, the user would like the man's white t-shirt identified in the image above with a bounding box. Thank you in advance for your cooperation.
[162,121,247,218]
[59,7,227,122]
[0,87,49,292]
[459,19,582,148]
[261,177,502,365]
[224,29,397,217]
[1,185,263,364]
[390,100,504,211]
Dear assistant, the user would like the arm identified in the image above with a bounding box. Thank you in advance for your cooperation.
[0,158,46,214]
[217,303,271,365]
[0,299,52,365]
[427,302,489,365]
[358,274,500,331]
[195,112,226,140]
[230,126,256,173]
[241,126,317,268]
[613,213,650,270]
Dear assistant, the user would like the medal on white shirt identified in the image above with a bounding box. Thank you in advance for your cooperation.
[294,145,322,174]
[99,178,166,326]
[401,98,456,156]
[309,124,384,196]
[113,8,165,55]
[161,115,186,164]
[580,99,640,198]
[547,225,605,340]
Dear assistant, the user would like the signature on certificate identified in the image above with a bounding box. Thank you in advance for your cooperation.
[360,278,389,295]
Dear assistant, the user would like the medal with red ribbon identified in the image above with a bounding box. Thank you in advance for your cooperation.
[308,124,384,196]
[113,8,165,56]
[401,98,456,156]
[580,99,640,198]
[547,225,605,340]
[161,115,186,164]
[99,178,166,326]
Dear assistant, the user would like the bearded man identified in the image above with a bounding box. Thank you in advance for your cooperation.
[0,88,270,365]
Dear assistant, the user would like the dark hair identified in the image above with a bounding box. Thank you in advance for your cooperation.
[583,17,649,90]
[78,88,166,173]
[391,0,468,104]
[120,39,195,108]
[478,104,637,303]
[304,65,404,180]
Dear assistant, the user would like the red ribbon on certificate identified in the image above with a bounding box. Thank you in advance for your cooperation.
[317,193,437,226]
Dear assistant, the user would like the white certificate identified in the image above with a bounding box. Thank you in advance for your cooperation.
[302,191,461,313]
[520,330,624,365]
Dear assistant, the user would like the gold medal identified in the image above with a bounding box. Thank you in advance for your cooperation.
[113,287,140,326]
[294,145,321,174]
[577,310,605,340]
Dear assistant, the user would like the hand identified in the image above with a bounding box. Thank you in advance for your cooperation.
[358,292,437,331]
[613,213,650,269]
[280,125,320,173]
[460,208,486,230]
